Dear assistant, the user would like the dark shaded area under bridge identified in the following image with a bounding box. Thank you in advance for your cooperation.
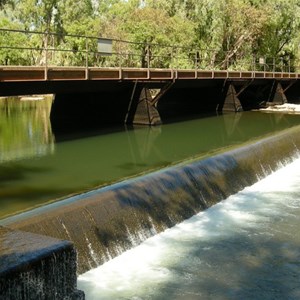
[0,67,300,133]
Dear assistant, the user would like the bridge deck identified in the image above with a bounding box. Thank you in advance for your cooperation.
[0,66,299,82]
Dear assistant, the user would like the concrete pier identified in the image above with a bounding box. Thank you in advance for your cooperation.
[0,226,84,299]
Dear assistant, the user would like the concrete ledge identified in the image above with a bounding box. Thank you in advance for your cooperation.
[0,226,84,299]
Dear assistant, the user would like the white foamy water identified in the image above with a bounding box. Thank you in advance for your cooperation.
[261,103,300,113]
[78,157,300,300]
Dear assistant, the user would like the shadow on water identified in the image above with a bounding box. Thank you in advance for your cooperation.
[157,239,300,300]
[145,189,300,300]
[0,186,79,221]
[0,164,76,217]
[0,163,51,179]
[117,162,149,170]
[5,112,300,276]
[77,178,300,299]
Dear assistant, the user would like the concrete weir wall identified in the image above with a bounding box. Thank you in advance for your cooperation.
[0,226,84,299]
[4,125,300,276]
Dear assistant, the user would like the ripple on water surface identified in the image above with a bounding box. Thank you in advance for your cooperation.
[78,156,300,300]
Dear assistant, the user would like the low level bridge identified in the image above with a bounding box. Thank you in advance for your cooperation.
[1,28,300,129]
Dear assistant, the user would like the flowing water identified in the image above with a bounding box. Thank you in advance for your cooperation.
[2,97,300,219]
[2,98,300,299]
[78,155,300,300]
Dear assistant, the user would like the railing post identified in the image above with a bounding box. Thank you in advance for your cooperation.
[226,54,229,71]
[85,36,89,80]
[170,47,173,69]
[118,43,122,80]
[194,50,197,78]
[174,46,179,78]
[44,30,49,80]
[170,46,174,80]
[146,44,150,69]
[174,46,178,70]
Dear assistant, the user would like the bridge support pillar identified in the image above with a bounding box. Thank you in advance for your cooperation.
[221,84,243,112]
[272,82,287,104]
[134,87,162,125]
[126,85,162,126]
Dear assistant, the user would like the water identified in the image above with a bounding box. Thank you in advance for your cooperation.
[2,97,300,219]
[78,155,300,300]
[2,98,300,298]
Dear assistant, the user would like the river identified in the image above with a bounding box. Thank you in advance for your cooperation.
[1,97,300,219]
[1,97,300,299]
[78,155,300,300]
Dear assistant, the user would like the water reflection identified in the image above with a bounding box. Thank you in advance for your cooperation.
[1,97,300,219]
[0,96,54,163]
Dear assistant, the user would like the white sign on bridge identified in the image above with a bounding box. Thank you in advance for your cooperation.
[97,38,113,56]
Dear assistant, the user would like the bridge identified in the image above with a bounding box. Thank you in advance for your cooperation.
[1,28,300,129]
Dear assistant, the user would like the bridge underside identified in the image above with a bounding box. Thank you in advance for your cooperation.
[1,77,300,132]
[52,78,300,133]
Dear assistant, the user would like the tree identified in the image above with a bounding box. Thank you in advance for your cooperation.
[0,0,299,70]
[255,0,300,71]
[116,5,195,68]
[217,0,271,69]
[0,9,29,65]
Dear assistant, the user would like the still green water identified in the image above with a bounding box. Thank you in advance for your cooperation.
[1,97,300,219]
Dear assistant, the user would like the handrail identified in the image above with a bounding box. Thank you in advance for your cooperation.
[0,28,297,73]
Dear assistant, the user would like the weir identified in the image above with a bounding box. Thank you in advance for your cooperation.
[2,125,300,278]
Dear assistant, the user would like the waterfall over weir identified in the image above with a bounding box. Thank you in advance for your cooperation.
[3,125,300,275]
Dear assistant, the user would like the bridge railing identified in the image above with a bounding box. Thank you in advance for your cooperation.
[0,28,296,73]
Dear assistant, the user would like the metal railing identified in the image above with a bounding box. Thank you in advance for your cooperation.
[0,28,297,73]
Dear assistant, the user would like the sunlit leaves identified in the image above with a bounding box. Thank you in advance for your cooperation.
[0,0,299,70]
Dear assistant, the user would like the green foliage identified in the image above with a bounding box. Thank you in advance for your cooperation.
[0,15,30,65]
[0,0,299,70]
